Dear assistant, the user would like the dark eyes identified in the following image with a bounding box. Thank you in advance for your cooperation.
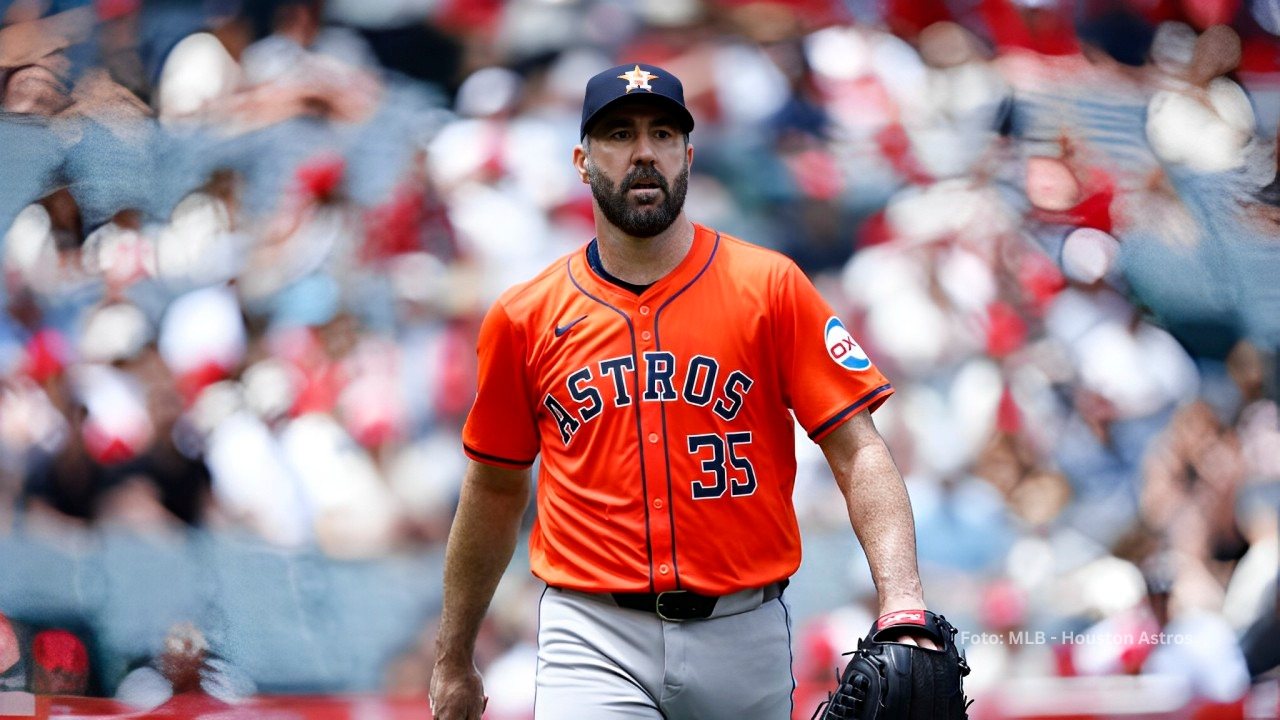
[609,129,675,140]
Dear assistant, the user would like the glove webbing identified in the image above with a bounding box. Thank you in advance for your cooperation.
[810,647,877,720]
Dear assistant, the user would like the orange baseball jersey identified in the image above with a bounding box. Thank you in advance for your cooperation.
[462,223,893,595]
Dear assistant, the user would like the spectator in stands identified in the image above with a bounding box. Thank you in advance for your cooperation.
[0,614,26,692]
[30,629,89,696]
[115,623,255,709]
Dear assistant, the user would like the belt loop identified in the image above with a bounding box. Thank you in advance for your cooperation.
[767,578,789,601]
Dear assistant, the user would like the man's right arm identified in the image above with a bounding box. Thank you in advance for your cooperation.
[430,460,532,720]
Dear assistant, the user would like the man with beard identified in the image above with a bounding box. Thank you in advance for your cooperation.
[431,63,937,719]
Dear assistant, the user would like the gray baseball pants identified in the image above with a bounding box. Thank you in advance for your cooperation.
[533,585,795,719]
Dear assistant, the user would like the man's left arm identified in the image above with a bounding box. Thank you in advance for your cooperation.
[812,409,973,718]
[819,409,935,648]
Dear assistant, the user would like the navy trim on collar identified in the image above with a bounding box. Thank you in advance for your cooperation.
[587,239,653,295]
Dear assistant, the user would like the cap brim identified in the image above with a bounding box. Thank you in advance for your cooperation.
[581,93,695,139]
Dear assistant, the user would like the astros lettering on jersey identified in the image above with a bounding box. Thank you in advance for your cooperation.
[463,223,893,596]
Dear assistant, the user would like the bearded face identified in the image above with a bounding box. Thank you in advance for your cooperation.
[587,155,689,238]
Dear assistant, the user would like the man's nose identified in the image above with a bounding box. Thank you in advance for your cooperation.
[631,135,657,165]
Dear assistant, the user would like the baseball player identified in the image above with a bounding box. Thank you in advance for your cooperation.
[431,63,962,720]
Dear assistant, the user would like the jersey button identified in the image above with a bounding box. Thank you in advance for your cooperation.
[653,498,663,509]
[658,564,670,575]
[641,331,652,341]
[639,305,650,315]
[648,433,659,443]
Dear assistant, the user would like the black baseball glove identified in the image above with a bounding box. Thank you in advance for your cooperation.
[812,610,971,720]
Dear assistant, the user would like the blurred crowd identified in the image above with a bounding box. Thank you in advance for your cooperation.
[1,0,1279,716]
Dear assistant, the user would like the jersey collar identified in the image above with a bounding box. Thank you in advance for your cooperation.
[571,223,717,306]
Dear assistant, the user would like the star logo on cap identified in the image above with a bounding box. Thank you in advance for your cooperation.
[617,65,658,93]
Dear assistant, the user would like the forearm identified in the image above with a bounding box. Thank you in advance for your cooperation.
[843,440,924,610]
[435,462,531,665]
[822,413,925,612]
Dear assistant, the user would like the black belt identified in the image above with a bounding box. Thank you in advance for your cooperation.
[611,579,788,621]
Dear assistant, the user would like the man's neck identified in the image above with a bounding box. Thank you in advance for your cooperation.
[594,215,695,286]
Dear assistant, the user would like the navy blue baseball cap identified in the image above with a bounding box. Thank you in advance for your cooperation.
[579,63,695,139]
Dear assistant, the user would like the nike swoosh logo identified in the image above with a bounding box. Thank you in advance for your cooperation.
[555,315,587,337]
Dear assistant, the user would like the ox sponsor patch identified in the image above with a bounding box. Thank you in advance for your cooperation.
[824,316,870,371]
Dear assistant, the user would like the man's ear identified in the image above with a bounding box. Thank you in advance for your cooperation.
[572,144,590,184]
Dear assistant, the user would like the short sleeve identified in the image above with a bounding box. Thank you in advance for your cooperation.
[773,260,893,442]
[462,301,540,468]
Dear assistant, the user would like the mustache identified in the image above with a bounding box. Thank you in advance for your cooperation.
[620,167,669,193]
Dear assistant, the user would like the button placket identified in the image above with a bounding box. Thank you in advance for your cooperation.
[634,300,674,590]
[637,303,654,344]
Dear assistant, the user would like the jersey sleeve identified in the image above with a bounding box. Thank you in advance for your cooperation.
[773,260,894,443]
[461,300,540,468]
